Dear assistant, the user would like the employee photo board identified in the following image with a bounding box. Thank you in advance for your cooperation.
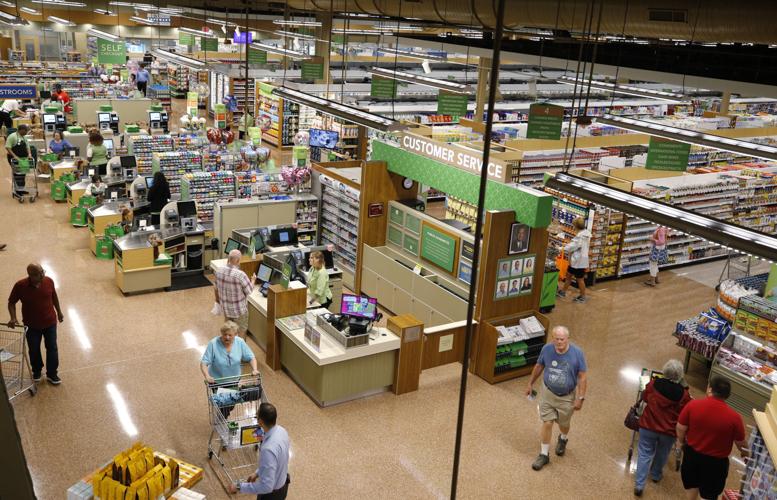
[495,254,536,300]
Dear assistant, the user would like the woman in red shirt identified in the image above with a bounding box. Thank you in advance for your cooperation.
[52,84,72,113]
[634,359,691,496]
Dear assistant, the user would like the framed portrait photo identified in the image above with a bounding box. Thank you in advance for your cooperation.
[508,223,531,255]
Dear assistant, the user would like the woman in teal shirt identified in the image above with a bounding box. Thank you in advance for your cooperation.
[200,321,259,382]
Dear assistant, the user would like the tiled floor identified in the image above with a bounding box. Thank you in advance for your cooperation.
[2,142,749,499]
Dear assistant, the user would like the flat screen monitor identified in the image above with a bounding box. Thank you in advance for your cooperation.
[253,231,266,253]
[43,114,56,124]
[149,112,161,122]
[40,90,51,99]
[270,227,298,246]
[98,113,111,122]
[104,139,114,152]
[177,200,197,219]
[340,294,378,320]
[224,237,241,254]
[144,176,154,189]
[120,155,137,169]
[257,264,273,283]
[309,129,339,149]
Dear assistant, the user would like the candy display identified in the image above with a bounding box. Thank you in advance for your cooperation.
[152,151,204,194]
[127,135,174,176]
[180,171,236,222]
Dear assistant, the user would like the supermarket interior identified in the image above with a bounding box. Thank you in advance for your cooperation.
[1,1,777,499]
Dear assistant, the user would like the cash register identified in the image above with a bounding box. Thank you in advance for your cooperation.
[330,293,379,335]
[148,111,169,133]
[97,111,120,134]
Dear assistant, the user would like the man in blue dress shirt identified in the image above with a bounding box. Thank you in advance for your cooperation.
[229,403,291,499]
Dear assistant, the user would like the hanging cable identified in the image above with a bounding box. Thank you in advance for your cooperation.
[609,0,630,110]
[681,0,703,94]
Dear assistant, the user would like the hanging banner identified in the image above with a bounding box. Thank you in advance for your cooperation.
[179,32,195,47]
[97,38,125,65]
[371,76,398,98]
[645,137,691,171]
[436,91,468,117]
[248,47,267,65]
[301,61,324,81]
[526,103,564,140]
[186,92,198,117]
[201,37,218,51]
[232,32,253,44]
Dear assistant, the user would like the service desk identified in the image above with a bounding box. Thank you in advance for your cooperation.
[51,159,78,182]
[276,309,400,407]
[245,281,307,350]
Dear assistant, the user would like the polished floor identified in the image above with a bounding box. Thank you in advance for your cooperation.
[1,146,749,499]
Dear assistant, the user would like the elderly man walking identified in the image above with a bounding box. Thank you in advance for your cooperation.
[526,325,588,470]
[215,249,255,337]
[8,263,65,385]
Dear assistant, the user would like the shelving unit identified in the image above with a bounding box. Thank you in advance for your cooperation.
[730,169,777,234]
[168,65,189,98]
[204,149,242,172]
[589,207,625,279]
[127,135,174,176]
[231,78,256,125]
[478,311,550,383]
[180,171,237,223]
[257,83,299,148]
[188,70,209,108]
[152,151,204,194]
[513,148,614,187]
[295,199,319,246]
[234,171,300,198]
[444,196,477,231]
[147,84,171,111]
[319,174,360,274]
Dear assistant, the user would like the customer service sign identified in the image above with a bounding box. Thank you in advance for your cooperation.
[399,133,509,183]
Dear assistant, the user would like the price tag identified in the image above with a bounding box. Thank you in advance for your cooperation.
[139,220,147,227]
[111,191,118,199]
[413,264,422,275]
[69,150,76,158]
[88,169,94,176]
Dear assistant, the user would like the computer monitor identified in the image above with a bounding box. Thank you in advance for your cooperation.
[40,90,51,99]
[257,264,273,283]
[253,231,266,253]
[120,155,137,169]
[149,112,161,122]
[104,139,114,155]
[145,176,154,189]
[177,200,197,219]
[98,113,111,122]
[43,114,56,124]
[340,294,378,320]
[270,227,298,246]
[224,237,241,254]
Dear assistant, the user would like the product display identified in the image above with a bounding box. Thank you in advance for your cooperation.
[152,151,204,194]
[127,135,175,176]
[180,171,236,222]
[320,174,360,273]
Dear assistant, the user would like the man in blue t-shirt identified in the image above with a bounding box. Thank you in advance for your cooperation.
[526,325,588,471]
[136,64,150,96]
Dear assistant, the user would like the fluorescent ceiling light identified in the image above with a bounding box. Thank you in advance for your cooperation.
[249,41,308,60]
[370,67,472,94]
[93,8,115,15]
[32,0,86,6]
[129,15,162,25]
[556,76,687,102]
[272,86,406,132]
[19,6,40,14]
[274,30,316,41]
[47,15,75,26]
[379,46,448,63]
[273,19,321,27]
[205,18,231,26]
[545,172,777,262]
[151,48,205,68]
[0,11,27,25]
[179,26,217,38]
[109,1,147,5]
[597,114,777,162]
[87,28,121,41]
[333,28,393,36]
[0,1,15,7]
[373,23,420,31]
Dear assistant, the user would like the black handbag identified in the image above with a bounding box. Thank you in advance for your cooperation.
[624,403,642,431]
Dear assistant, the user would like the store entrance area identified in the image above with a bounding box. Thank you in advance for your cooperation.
[1,144,746,498]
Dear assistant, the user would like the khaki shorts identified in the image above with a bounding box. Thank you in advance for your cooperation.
[225,312,249,333]
[538,383,576,428]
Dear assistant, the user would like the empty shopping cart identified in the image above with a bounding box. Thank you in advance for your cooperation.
[0,323,37,400]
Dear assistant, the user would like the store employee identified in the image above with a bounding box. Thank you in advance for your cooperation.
[0,99,26,129]
[306,251,332,310]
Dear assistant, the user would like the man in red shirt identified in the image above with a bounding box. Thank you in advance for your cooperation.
[8,264,65,385]
[676,376,748,499]
[52,84,72,113]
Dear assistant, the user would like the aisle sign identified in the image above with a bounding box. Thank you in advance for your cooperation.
[526,103,563,140]
[201,37,218,51]
[436,91,468,117]
[97,38,125,65]
[420,223,458,273]
[645,137,691,171]
[179,32,195,47]
[371,76,398,98]
[0,85,37,99]
[186,92,198,117]
[301,61,324,81]
[248,47,267,65]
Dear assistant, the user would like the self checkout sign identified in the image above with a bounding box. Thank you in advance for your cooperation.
[0,85,37,99]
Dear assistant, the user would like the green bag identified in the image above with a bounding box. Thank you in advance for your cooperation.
[60,173,76,183]
[70,206,87,226]
[79,195,97,208]
[95,237,114,260]
[41,153,59,162]
[104,224,125,239]
[51,181,67,201]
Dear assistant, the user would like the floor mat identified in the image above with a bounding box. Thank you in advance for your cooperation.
[165,273,212,291]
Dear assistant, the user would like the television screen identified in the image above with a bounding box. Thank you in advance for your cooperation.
[224,237,241,254]
[340,294,378,320]
[145,176,154,189]
[149,112,161,121]
[43,114,56,124]
[309,129,339,149]
[257,264,273,282]
[98,113,111,122]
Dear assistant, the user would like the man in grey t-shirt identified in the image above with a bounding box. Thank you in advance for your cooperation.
[526,325,588,471]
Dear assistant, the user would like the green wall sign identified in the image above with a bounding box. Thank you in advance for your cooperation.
[526,103,564,140]
[371,140,552,228]
[389,205,404,226]
[645,137,691,171]
[179,32,194,47]
[388,225,403,246]
[301,61,324,80]
[403,234,419,256]
[248,47,267,65]
[201,37,218,51]
[437,91,468,117]
[421,224,457,273]
[97,38,125,64]
[405,213,421,234]
[371,76,398,98]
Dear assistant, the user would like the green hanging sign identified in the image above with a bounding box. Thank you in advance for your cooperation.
[179,32,195,47]
[301,61,324,81]
[645,137,691,171]
[436,91,468,117]
[259,82,275,98]
[526,103,564,140]
[248,47,267,65]
[97,38,125,65]
[371,76,398,98]
[201,37,218,51]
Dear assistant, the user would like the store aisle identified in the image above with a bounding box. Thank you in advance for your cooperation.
[1,146,745,499]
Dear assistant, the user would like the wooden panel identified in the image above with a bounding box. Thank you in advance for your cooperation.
[422,324,467,370]
[247,302,267,351]
[474,311,550,384]
[388,314,424,395]
[265,284,307,370]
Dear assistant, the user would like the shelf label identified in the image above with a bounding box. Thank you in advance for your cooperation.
[97,38,125,65]
[371,76,398,98]
[645,137,691,171]
[526,103,563,140]
[436,91,467,117]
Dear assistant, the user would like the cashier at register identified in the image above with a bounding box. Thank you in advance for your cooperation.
[306,251,332,310]
[85,174,106,200]
[200,321,260,383]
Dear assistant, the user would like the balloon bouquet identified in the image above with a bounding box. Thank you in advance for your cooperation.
[179,115,207,132]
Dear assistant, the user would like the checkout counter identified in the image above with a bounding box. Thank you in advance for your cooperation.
[67,175,130,212]
[87,199,150,254]
[50,158,79,182]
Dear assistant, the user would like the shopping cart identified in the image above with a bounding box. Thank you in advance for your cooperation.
[206,373,268,492]
[626,368,681,471]
[0,323,37,400]
[11,156,38,203]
